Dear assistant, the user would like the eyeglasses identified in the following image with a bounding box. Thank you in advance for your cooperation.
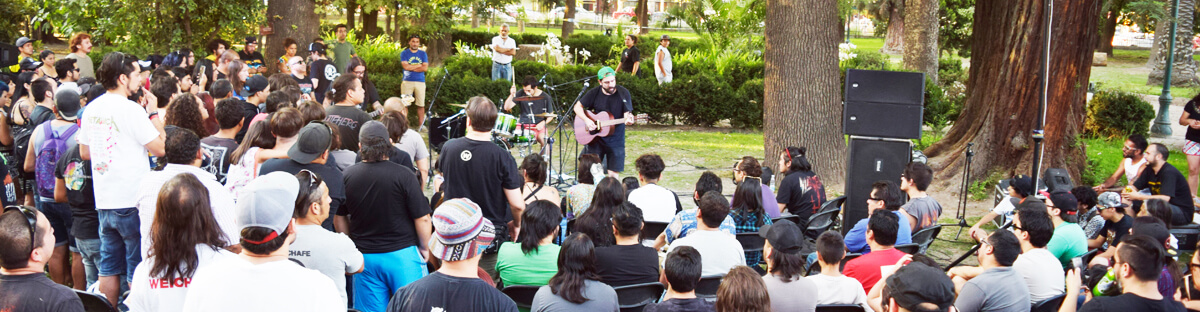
[867,197,884,202]
[4,205,37,253]
[1011,223,1024,232]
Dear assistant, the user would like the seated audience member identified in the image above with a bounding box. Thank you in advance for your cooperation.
[258,121,346,231]
[775,146,827,229]
[0,206,86,311]
[1141,199,1180,250]
[1072,186,1105,248]
[1045,191,1089,268]
[623,177,641,196]
[1180,241,1200,310]
[970,174,1033,240]
[1091,192,1131,250]
[628,154,682,223]
[126,174,236,311]
[643,246,715,312]
[1125,143,1193,225]
[844,209,907,294]
[574,177,624,247]
[496,200,562,286]
[846,180,912,254]
[898,162,941,232]
[668,193,745,277]
[1094,134,1149,192]
[531,233,619,312]
[878,263,956,312]
[730,178,773,266]
[182,172,343,311]
[733,156,780,218]
[564,154,601,218]
[285,170,363,306]
[952,231,1031,312]
[1127,217,1182,299]
[1078,235,1186,312]
[758,219,818,311]
[386,199,519,312]
[519,154,560,204]
[716,266,771,312]
[594,203,660,287]
[655,171,736,250]
[811,231,871,311]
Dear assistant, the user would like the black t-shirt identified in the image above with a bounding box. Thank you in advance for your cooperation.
[338,161,430,253]
[595,244,660,287]
[0,273,85,312]
[239,50,265,70]
[1078,293,1185,312]
[643,298,715,312]
[437,137,522,224]
[1101,215,1134,247]
[620,46,640,73]
[309,59,339,103]
[199,136,238,184]
[54,145,97,240]
[354,146,416,172]
[1134,163,1195,212]
[259,159,346,230]
[325,105,372,152]
[579,86,633,146]
[1186,100,1200,143]
[513,89,553,124]
[234,100,260,142]
[293,74,315,95]
[360,80,381,111]
[776,170,828,226]
[387,272,518,312]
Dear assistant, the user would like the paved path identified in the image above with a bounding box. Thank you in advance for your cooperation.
[1138,94,1192,147]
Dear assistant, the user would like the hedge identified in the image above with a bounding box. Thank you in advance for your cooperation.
[447,29,711,66]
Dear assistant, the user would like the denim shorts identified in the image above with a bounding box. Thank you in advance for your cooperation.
[37,200,73,247]
[97,208,141,280]
[76,237,102,288]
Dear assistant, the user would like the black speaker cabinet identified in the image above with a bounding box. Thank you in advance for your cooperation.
[843,137,913,233]
[0,43,16,68]
[843,69,925,140]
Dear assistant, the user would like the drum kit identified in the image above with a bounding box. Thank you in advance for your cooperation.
[430,96,556,157]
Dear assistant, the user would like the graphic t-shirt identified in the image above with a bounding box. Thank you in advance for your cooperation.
[1101,215,1134,248]
[620,46,640,73]
[199,136,237,183]
[293,75,315,95]
[437,137,522,225]
[288,224,364,304]
[309,59,339,103]
[387,272,519,312]
[125,245,235,312]
[325,105,372,152]
[76,93,160,209]
[400,49,428,82]
[776,170,827,227]
[1133,163,1195,213]
[338,161,430,253]
[56,144,98,239]
[238,50,265,71]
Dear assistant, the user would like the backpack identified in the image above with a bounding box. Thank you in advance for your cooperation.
[35,122,78,198]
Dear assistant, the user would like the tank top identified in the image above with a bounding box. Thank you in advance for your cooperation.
[1124,157,1147,185]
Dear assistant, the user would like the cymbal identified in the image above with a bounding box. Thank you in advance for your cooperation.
[535,113,558,118]
[448,103,468,108]
[513,95,545,102]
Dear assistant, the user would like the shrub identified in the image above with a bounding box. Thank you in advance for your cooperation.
[923,77,962,132]
[733,79,764,129]
[663,73,737,126]
[938,56,967,87]
[842,50,891,71]
[1085,89,1155,139]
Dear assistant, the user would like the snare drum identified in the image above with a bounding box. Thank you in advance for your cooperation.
[511,124,537,143]
[493,113,518,137]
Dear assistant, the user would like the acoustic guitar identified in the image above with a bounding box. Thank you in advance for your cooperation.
[574,111,632,145]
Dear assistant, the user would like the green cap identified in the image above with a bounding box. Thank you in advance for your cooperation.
[597,66,616,80]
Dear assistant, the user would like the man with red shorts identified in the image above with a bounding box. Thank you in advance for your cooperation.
[504,75,554,152]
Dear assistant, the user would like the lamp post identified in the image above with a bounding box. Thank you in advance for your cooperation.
[1152,0,1181,136]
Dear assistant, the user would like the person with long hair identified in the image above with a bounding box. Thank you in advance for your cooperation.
[531,233,619,311]
[382,110,430,189]
[287,169,364,305]
[325,74,370,154]
[776,146,827,229]
[565,154,602,218]
[346,57,381,112]
[164,93,210,137]
[715,266,771,312]
[125,174,234,311]
[574,177,624,247]
[731,178,772,266]
[520,154,561,205]
[734,156,779,218]
[496,200,562,286]
[227,62,248,100]
[277,38,298,73]
[223,120,275,198]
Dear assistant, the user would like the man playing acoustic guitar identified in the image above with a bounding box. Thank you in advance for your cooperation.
[573,66,635,177]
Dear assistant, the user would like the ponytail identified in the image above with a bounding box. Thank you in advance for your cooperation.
[786,146,812,173]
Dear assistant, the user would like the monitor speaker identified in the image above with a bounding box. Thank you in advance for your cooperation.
[843,137,912,233]
[843,69,925,140]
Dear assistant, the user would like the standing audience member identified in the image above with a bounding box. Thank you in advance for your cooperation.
[628,153,682,222]
[0,206,86,311]
[1126,143,1194,225]
[576,177,628,248]
[381,111,429,187]
[899,162,942,232]
[239,36,266,75]
[496,200,562,287]
[24,88,81,287]
[1078,235,1186,311]
[63,33,94,79]
[350,115,415,172]
[1045,191,1089,267]
[734,156,779,218]
[325,74,371,153]
[846,180,912,254]
[531,233,619,312]
[400,35,429,127]
[810,231,871,311]
[844,209,906,294]
[759,219,818,311]
[199,99,243,183]
[55,59,81,94]
[730,178,772,266]
[328,24,357,74]
[259,121,347,231]
[1095,134,1148,191]
[55,143,99,290]
[182,172,343,311]
[125,174,235,311]
[616,35,640,75]
[519,155,560,204]
[951,231,1031,312]
[594,203,660,287]
[385,199,519,312]
[716,266,771,312]
[565,154,602,218]
[287,170,363,306]
[654,35,672,84]
[491,25,516,81]
[307,42,339,104]
[776,146,827,229]
[643,246,714,312]
[668,193,744,277]
[235,75,268,141]
[655,171,736,249]
[223,120,274,198]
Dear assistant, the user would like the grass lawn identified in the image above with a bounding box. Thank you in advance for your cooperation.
[1090,48,1200,97]
[1082,136,1189,186]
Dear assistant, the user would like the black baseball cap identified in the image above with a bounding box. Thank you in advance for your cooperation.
[288,122,332,164]
[1048,190,1078,213]
[245,36,258,45]
[886,263,956,311]
[55,89,81,121]
[245,75,268,94]
[308,42,326,54]
[759,219,803,254]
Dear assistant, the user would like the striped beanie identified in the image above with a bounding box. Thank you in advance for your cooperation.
[430,198,496,262]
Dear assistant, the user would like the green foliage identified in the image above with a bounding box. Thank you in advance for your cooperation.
[841,49,892,71]
[666,0,764,54]
[663,74,738,126]
[923,78,959,132]
[733,79,765,129]
[939,0,974,57]
[1084,89,1156,139]
[0,0,32,43]
[34,0,263,53]
[449,29,712,66]
[938,55,967,86]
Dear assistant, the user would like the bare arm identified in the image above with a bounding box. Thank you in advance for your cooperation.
[23,135,35,172]
[54,178,67,203]
[334,215,350,234]
[1181,108,1195,126]
[0,115,11,146]
[653,232,667,250]
[504,188,525,228]
[947,266,985,280]
[1060,269,1081,312]
[415,215,433,260]
[1088,234,1106,249]
[777,203,787,214]
[504,86,518,111]
[414,63,428,73]
[631,61,640,75]
[1097,165,1126,190]
[79,144,90,161]
[416,158,430,189]
[656,50,665,74]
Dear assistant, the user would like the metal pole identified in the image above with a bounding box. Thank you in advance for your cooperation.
[1032,0,1052,185]
[1152,0,1181,136]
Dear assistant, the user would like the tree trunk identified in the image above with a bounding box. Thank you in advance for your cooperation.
[881,2,905,55]
[363,7,380,37]
[1148,0,1200,86]
[472,3,481,28]
[636,0,649,34]
[924,0,1100,191]
[1148,16,1167,68]
[563,0,577,38]
[346,0,357,30]
[1097,3,1119,55]
[267,0,320,75]
[902,0,938,82]
[764,0,847,187]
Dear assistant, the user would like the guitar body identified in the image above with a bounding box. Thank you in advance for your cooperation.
[574,111,615,145]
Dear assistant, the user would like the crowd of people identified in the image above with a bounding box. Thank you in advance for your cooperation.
[1,28,1199,312]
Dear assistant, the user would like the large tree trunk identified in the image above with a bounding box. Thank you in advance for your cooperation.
[903,0,938,82]
[472,3,481,28]
[1097,1,1120,56]
[636,0,649,34]
[1148,0,1200,86]
[363,6,380,37]
[924,0,1100,190]
[267,0,320,75]
[764,0,847,187]
[563,0,577,38]
[881,1,905,55]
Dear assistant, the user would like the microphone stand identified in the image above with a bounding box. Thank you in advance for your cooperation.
[424,68,450,130]
[945,221,1011,271]
[548,77,593,190]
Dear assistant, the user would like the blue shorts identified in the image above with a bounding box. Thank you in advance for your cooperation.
[353,246,427,312]
[37,200,73,247]
[97,208,141,281]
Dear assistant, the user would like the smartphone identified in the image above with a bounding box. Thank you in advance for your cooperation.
[1072,257,1084,273]
[196,65,207,80]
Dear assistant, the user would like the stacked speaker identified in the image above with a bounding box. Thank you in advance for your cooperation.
[841,69,926,232]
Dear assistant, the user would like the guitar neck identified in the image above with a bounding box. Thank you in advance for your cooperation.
[597,118,627,127]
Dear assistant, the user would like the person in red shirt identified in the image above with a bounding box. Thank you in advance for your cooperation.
[843,209,907,294]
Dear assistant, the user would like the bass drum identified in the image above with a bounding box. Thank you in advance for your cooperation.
[429,113,466,153]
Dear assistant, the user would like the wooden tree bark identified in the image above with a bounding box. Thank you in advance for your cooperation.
[902,0,938,82]
[346,0,358,30]
[266,0,320,75]
[1097,0,1123,56]
[562,0,577,38]
[924,0,1100,189]
[880,1,905,55]
[1148,0,1200,86]
[363,7,380,36]
[764,0,846,187]
[636,0,649,34]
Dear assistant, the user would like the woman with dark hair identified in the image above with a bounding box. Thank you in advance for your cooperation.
[574,177,625,247]
[325,75,371,166]
[227,61,248,99]
[521,154,561,205]
[382,110,430,188]
[731,179,772,266]
[346,57,381,111]
[565,154,602,218]
[38,50,57,79]
[165,93,211,137]
[224,120,275,198]
[277,38,298,73]
[776,146,827,224]
[496,200,563,286]
[532,233,619,311]
[716,266,772,312]
[125,174,234,311]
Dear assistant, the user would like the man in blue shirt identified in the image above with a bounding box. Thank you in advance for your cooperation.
[845,180,912,254]
[400,35,429,128]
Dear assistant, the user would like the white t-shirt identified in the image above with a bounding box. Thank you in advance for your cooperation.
[809,274,874,312]
[628,184,678,223]
[288,224,364,304]
[491,36,516,64]
[76,92,160,209]
[667,230,744,277]
[182,256,343,312]
[1011,248,1065,303]
[125,244,236,312]
[655,45,672,78]
[136,164,239,260]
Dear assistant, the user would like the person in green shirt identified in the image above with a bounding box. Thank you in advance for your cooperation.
[1045,190,1089,268]
[495,200,562,287]
[328,24,357,74]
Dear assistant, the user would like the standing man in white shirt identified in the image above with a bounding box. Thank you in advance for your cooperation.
[654,35,672,85]
[491,25,517,82]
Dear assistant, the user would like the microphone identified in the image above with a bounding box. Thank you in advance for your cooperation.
[441,110,466,125]
[538,74,547,86]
